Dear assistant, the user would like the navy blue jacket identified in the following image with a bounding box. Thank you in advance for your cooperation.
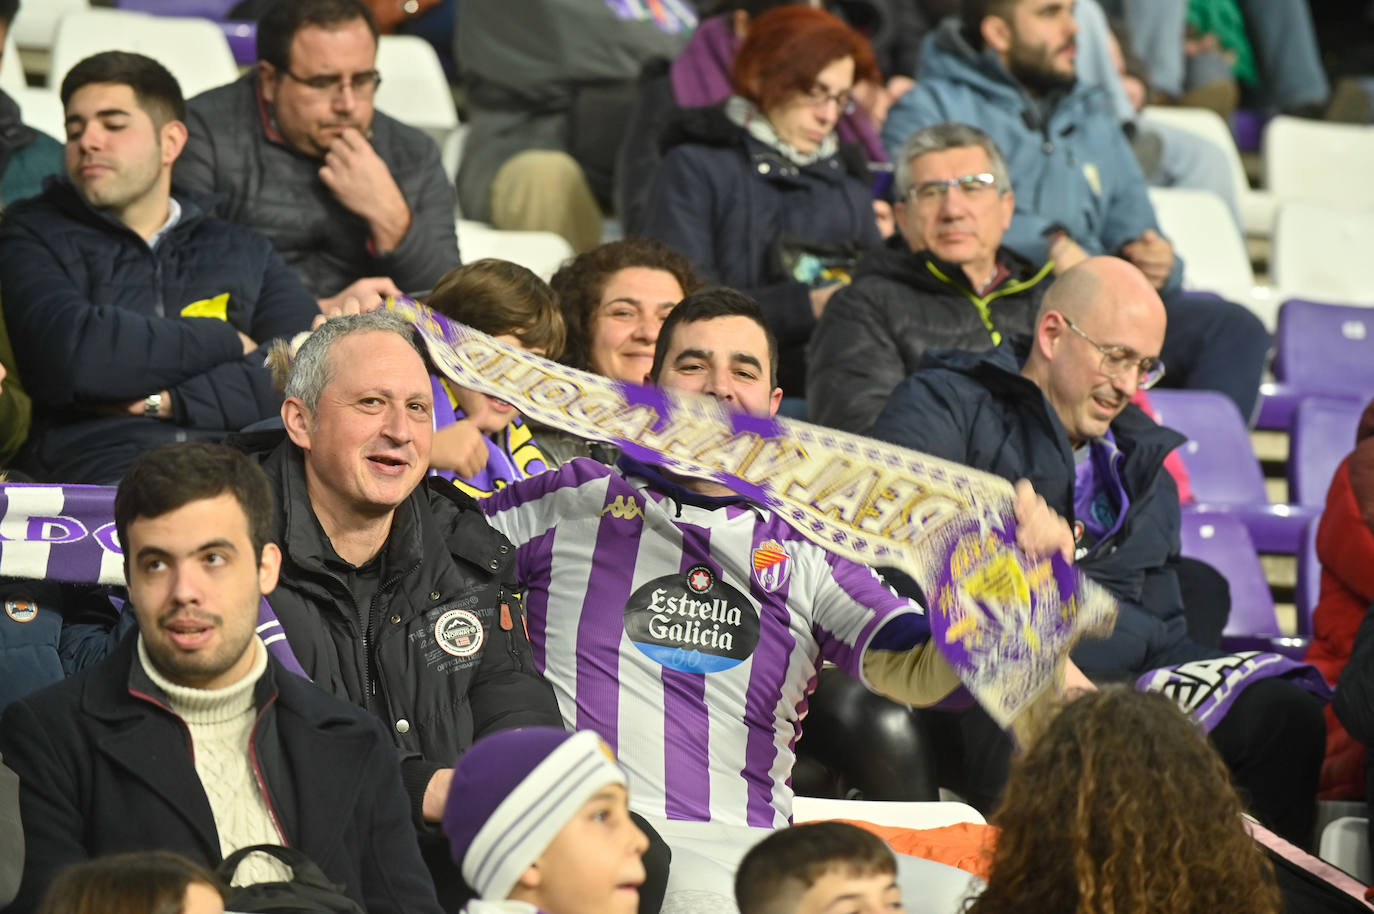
[870,341,1213,676]
[639,106,882,351]
[0,180,319,482]
[0,631,444,914]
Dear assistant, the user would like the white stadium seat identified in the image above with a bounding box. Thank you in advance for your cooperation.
[49,9,238,101]
[374,34,458,146]
[790,797,987,828]
[8,86,65,144]
[1140,104,1277,237]
[1271,202,1374,307]
[9,0,88,53]
[1265,115,1374,211]
[0,27,24,94]
[457,219,573,281]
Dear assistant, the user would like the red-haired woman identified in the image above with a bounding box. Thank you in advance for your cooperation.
[639,6,887,393]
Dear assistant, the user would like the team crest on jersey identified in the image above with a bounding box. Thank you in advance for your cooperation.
[623,569,761,675]
[434,608,484,658]
[4,599,36,623]
[751,541,790,592]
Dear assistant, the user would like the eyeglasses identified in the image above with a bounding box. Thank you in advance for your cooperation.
[802,83,856,115]
[1063,317,1166,389]
[908,173,999,203]
[282,68,382,96]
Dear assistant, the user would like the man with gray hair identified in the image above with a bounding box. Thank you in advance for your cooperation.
[807,122,1053,435]
[235,310,562,904]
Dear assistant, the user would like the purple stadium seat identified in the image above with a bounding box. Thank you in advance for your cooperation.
[1290,396,1364,507]
[1179,512,1306,656]
[1257,300,1374,430]
[1148,389,1317,554]
[115,0,256,65]
[1295,514,1321,637]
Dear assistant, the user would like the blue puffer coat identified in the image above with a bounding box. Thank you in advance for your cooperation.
[870,341,1218,676]
[881,20,1183,293]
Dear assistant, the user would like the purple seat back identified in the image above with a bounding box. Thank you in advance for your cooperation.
[1147,390,1268,504]
[1290,396,1364,506]
[1295,514,1321,636]
[1178,512,1280,636]
[116,0,240,15]
[1274,300,1374,395]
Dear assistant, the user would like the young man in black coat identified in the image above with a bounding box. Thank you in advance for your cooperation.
[871,256,1325,847]
[0,51,320,484]
[0,442,444,914]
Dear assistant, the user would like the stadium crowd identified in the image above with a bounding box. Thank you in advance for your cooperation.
[0,0,1370,913]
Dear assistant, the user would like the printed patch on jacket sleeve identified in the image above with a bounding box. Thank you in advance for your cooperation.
[5,599,37,623]
[434,608,484,658]
[180,292,230,321]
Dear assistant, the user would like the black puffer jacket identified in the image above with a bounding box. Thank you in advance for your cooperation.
[870,341,1214,676]
[0,180,319,483]
[176,75,459,299]
[806,237,1052,434]
[639,105,882,355]
[251,437,561,821]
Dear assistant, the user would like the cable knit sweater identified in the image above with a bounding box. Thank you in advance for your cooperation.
[139,636,290,886]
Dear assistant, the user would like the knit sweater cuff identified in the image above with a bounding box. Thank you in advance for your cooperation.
[401,755,444,832]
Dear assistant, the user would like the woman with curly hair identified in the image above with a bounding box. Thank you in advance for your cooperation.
[544,238,703,465]
[969,687,1280,914]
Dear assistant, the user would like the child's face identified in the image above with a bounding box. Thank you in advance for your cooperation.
[455,333,541,434]
[528,784,648,914]
[794,868,903,914]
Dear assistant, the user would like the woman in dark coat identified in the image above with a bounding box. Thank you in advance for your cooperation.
[639,6,887,393]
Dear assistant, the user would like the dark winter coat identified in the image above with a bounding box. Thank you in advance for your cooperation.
[0,180,319,483]
[0,632,444,914]
[806,237,1052,434]
[870,341,1212,676]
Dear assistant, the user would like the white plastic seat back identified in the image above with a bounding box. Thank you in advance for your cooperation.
[9,0,89,53]
[9,86,66,143]
[49,9,238,101]
[1272,202,1374,306]
[1265,116,1374,210]
[0,27,24,95]
[375,34,457,145]
[1147,186,1272,323]
[456,220,573,281]
[791,796,987,828]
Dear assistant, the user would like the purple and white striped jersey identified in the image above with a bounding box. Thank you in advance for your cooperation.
[481,457,927,828]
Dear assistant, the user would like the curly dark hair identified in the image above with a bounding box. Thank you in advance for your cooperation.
[548,239,703,373]
[968,687,1280,914]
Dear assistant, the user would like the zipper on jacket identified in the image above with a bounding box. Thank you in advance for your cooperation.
[246,693,289,845]
[499,587,524,672]
[151,257,165,317]
[366,558,421,711]
[924,260,1055,343]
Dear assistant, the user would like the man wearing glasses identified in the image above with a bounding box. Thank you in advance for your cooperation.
[807,122,1054,435]
[176,0,459,314]
[870,256,1323,848]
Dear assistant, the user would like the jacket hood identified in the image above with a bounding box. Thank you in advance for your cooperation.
[658,103,872,184]
[854,234,1047,292]
[918,19,1100,129]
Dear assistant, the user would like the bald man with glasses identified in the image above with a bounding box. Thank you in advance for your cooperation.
[870,256,1324,849]
[176,0,459,313]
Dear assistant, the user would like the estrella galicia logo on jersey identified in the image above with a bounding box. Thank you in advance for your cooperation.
[623,570,760,674]
[434,608,484,658]
[751,540,790,593]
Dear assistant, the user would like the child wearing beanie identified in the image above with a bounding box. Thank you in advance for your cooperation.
[443,727,649,914]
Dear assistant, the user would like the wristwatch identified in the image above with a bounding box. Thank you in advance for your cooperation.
[144,393,162,418]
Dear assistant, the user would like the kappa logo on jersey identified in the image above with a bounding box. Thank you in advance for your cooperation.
[434,608,484,658]
[751,540,790,592]
[599,496,645,520]
[624,568,761,674]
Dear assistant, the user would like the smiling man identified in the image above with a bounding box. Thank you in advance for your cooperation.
[807,122,1053,434]
[175,0,459,310]
[239,309,561,906]
[871,256,1325,848]
[480,286,1069,911]
[0,442,444,914]
[0,51,319,483]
